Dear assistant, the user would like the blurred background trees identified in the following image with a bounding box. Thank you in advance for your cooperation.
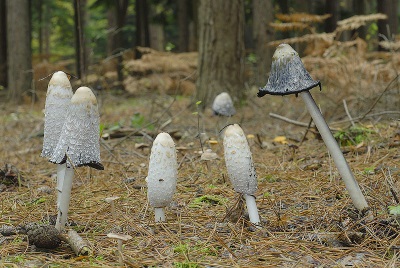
[0,0,399,104]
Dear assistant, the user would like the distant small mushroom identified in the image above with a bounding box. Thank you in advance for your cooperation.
[257,44,369,213]
[41,71,73,210]
[212,92,236,116]
[201,148,218,178]
[223,124,260,225]
[146,132,177,222]
[105,196,120,221]
[50,86,104,231]
[107,233,132,265]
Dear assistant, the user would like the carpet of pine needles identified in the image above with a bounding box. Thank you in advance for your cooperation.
[1,48,400,267]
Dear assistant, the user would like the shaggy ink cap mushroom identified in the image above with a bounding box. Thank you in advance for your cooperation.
[50,87,104,170]
[223,124,261,225]
[257,43,321,97]
[147,132,177,209]
[41,71,73,158]
[212,92,236,116]
[257,43,369,213]
[223,124,257,195]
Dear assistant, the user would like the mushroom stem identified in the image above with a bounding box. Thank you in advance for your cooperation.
[55,166,75,231]
[154,207,166,222]
[244,194,261,225]
[300,91,369,211]
[56,163,66,208]
[117,239,123,265]
[110,201,116,221]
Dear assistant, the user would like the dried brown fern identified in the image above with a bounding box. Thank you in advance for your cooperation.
[335,13,387,33]
[379,40,400,51]
[276,13,331,23]
[269,32,335,47]
[269,22,310,32]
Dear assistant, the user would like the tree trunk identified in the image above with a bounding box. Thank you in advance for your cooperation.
[178,0,189,52]
[74,0,88,80]
[253,0,274,85]
[353,0,367,39]
[135,0,150,48]
[325,0,339,33]
[115,0,129,52]
[0,0,7,88]
[189,0,199,52]
[6,0,32,103]
[196,0,245,107]
[377,0,395,50]
[106,7,116,56]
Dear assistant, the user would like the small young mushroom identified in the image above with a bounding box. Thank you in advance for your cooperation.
[50,86,104,231]
[105,196,120,221]
[212,92,236,116]
[107,233,132,265]
[41,71,73,210]
[146,132,177,222]
[223,124,260,225]
[201,148,218,179]
[257,43,369,213]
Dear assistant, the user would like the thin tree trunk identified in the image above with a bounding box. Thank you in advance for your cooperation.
[377,0,394,50]
[253,0,273,85]
[6,0,32,103]
[135,0,150,48]
[74,0,89,80]
[106,7,116,56]
[325,0,339,33]
[178,0,189,52]
[37,0,43,56]
[115,0,129,90]
[353,0,366,39]
[196,0,245,107]
[189,0,198,52]
[0,0,7,87]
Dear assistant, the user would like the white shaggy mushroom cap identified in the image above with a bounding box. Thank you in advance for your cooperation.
[223,124,257,195]
[212,92,236,116]
[41,71,73,159]
[147,132,177,208]
[50,87,103,170]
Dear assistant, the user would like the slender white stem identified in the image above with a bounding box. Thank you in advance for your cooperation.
[56,163,66,209]
[154,207,166,222]
[244,194,261,225]
[110,201,116,220]
[55,167,75,231]
[117,239,123,265]
[300,92,369,211]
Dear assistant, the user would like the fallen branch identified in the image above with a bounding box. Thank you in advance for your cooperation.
[60,230,91,256]
[343,99,355,127]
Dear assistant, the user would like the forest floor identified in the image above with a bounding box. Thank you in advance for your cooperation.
[0,85,399,267]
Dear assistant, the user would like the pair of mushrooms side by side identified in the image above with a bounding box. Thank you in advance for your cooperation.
[146,128,261,226]
[42,71,104,232]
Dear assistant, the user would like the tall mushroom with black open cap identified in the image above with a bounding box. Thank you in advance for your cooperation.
[257,43,369,213]
[223,124,260,225]
[50,86,104,231]
[41,71,73,210]
[146,132,177,222]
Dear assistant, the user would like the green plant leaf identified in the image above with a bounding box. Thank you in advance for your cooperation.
[388,205,400,215]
